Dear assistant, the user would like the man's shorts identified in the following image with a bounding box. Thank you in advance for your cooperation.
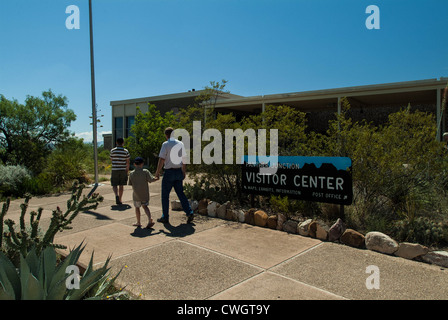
[111,170,128,186]
[134,200,149,208]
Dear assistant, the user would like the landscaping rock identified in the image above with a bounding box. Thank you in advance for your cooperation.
[267,215,278,229]
[307,221,328,240]
[207,201,220,217]
[189,200,199,212]
[316,224,328,241]
[340,229,365,248]
[225,209,238,221]
[216,202,228,219]
[298,219,313,237]
[277,214,286,230]
[395,242,429,260]
[365,231,398,255]
[171,200,182,211]
[237,210,245,223]
[308,221,318,238]
[198,199,208,215]
[328,218,346,242]
[283,220,298,234]
[244,208,256,225]
[254,210,268,227]
[421,251,448,268]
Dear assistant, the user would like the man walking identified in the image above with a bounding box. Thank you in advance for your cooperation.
[155,127,194,224]
[110,137,130,205]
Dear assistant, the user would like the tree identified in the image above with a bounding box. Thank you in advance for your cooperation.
[196,79,229,114]
[178,80,229,129]
[125,104,176,171]
[0,90,76,173]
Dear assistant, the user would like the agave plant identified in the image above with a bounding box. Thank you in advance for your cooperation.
[0,242,125,300]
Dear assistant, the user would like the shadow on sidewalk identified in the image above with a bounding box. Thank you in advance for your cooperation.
[128,221,196,239]
[159,222,196,238]
[110,204,132,211]
[130,226,162,238]
[83,210,114,221]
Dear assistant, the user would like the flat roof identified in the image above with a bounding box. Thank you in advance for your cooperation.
[110,77,448,111]
[110,90,243,106]
[213,77,448,112]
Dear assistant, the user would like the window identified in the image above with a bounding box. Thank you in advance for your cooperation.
[114,117,123,141]
[126,116,135,138]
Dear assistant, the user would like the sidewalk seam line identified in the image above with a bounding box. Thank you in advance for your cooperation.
[268,271,350,300]
[178,238,265,271]
[267,241,324,271]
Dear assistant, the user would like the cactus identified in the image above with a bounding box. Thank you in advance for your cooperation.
[393,216,447,246]
[1,181,103,263]
[0,197,11,250]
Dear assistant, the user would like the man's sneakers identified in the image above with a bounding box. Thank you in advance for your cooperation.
[187,214,194,224]
[115,196,122,205]
[157,217,169,224]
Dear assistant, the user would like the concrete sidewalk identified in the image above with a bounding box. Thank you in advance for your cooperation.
[5,180,448,300]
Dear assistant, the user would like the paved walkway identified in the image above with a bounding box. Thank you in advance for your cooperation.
[4,180,448,300]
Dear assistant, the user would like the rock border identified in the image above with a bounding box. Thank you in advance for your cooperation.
[190,199,448,269]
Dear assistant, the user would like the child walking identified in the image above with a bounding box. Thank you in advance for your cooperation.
[128,157,158,228]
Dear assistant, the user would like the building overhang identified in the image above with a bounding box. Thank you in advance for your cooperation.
[213,77,448,113]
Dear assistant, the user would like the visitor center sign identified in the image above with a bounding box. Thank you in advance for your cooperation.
[242,156,353,205]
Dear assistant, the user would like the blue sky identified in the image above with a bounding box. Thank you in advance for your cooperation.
[1,0,447,142]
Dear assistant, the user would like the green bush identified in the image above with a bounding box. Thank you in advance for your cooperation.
[0,165,32,197]
[42,138,92,188]
[184,176,228,204]
[23,172,54,196]
[125,104,176,171]
[269,195,321,219]
[321,102,447,232]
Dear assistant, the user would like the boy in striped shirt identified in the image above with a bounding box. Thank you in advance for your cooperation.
[110,137,130,205]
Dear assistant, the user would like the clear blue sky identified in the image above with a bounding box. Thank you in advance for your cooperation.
[1,0,447,142]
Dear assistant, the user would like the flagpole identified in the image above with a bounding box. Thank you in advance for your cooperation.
[88,0,99,195]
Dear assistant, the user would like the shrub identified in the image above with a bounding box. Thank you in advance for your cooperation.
[42,138,92,187]
[0,165,32,197]
[322,101,447,232]
[22,172,54,196]
[125,104,176,171]
[184,176,228,204]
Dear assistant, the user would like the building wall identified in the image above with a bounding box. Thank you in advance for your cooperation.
[305,103,439,134]
[111,96,200,144]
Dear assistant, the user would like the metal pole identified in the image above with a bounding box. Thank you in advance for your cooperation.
[436,88,442,141]
[89,0,99,192]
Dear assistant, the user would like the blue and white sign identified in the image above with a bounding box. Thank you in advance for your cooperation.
[242,156,353,205]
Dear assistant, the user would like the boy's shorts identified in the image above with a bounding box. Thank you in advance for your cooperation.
[134,200,149,208]
[111,170,128,186]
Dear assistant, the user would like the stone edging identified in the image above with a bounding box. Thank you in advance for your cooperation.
[174,199,448,269]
